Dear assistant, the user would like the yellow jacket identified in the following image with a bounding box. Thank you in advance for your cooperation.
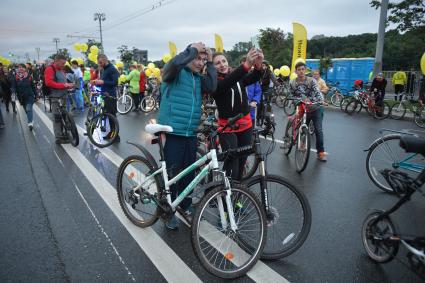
[316,78,329,94]
[392,71,407,86]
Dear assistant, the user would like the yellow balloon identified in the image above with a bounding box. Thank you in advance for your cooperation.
[77,58,84,65]
[421,52,425,75]
[290,73,298,80]
[119,74,126,81]
[90,45,99,55]
[280,65,290,77]
[73,43,81,52]
[153,68,161,78]
[145,68,153,77]
[88,53,97,62]
[116,61,124,68]
[273,69,281,77]
[162,54,171,63]
[147,63,155,70]
[81,43,88,52]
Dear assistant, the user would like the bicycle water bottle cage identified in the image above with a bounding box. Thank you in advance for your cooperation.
[380,169,415,196]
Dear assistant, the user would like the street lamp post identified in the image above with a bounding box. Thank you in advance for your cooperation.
[94,12,106,52]
[372,0,389,78]
[53,38,60,53]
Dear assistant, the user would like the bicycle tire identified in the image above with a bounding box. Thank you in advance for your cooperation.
[389,102,406,120]
[283,99,296,116]
[244,175,311,260]
[283,120,293,156]
[330,92,343,106]
[140,96,156,113]
[117,155,161,228]
[295,127,310,173]
[362,210,399,263]
[87,113,119,148]
[64,113,79,147]
[191,185,266,279]
[308,120,315,135]
[345,99,359,115]
[365,134,418,194]
[117,94,133,115]
[414,107,425,128]
[274,95,285,108]
[374,101,390,120]
[339,97,350,112]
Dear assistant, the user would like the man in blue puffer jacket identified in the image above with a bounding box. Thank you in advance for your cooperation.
[157,42,217,229]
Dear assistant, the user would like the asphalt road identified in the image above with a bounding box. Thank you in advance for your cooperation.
[1,100,424,283]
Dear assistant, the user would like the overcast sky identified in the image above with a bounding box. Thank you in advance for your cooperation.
[0,0,384,62]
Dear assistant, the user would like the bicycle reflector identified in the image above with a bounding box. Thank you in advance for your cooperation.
[224,252,234,260]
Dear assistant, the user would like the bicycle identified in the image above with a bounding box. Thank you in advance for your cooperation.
[56,93,79,146]
[365,129,425,194]
[117,114,267,279]
[390,93,425,127]
[326,81,348,106]
[85,85,120,148]
[116,83,133,115]
[346,90,390,119]
[271,81,289,108]
[283,97,320,173]
[362,135,425,280]
[221,123,311,260]
[139,78,161,113]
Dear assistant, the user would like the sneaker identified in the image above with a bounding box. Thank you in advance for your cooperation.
[165,215,178,230]
[28,122,33,131]
[55,137,70,144]
[317,151,327,162]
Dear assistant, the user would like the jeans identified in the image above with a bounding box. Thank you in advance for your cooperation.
[51,97,65,138]
[219,127,253,181]
[306,106,325,153]
[73,88,84,110]
[24,102,33,123]
[163,134,197,210]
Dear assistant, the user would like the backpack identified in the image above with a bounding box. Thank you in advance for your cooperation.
[42,65,56,96]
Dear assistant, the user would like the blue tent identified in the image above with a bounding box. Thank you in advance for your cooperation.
[306,58,374,91]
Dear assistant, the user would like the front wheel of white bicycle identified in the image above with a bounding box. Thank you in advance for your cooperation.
[191,186,267,279]
[117,94,133,115]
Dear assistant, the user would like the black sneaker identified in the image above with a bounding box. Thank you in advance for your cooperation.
[55,137,70,144]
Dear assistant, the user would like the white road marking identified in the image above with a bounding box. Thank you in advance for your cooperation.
[34,104,290,282]
[33,105,202,283]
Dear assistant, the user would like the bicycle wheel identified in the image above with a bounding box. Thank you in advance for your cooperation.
[241,155,259,181]
[283,99,296,116]
[330,92,342,106]
[295,127,310,173]
[345,99,359,115]
[374,101,390,120]
[244,175,311,260]
[414,107,425,128]
[389,102,406,120]
[64,113,79,147]
[117,155,161,228]
[275,95,285,108]
[283,120,293,156]
[191,186,266,279]
[366,134,422,193]
[87,113,119,148]
[140,95,156,113]
[117,94,133,115]
[339,97,350,112]
[308,120,315,135]
[362,211,399,263]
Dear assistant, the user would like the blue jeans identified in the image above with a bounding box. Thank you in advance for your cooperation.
[25,102,33,123]
[163,134,197,210]
[307,106,325,153]
[73,88,84,111]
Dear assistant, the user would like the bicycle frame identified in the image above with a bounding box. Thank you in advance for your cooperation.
[132,146,238,230]
[290,104,309,148]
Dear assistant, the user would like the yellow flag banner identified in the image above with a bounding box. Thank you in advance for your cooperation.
[215,34,224,53]
[291,22,308,73]
[169,41,177,58]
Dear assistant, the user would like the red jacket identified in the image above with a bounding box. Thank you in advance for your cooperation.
[44,64,66,89]
[139,71,146,92]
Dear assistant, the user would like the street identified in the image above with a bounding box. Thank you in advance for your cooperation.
[1,101,424,283]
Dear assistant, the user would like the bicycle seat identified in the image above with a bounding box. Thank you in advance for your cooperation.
[145,124,173,134]
[400,135,425,156]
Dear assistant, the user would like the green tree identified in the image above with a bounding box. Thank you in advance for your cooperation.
[319,57,333,80]
[370,0,425,32]
[257,28,292,67]
[49,48,71,60]
[117,45,133,67]
[224,41,253,67]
